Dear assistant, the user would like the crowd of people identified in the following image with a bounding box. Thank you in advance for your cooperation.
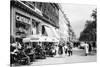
[10,41,31,65]
[55,41,96,56]
[10,36,96,66]
[10,40,73,65]
[55,42,73,56]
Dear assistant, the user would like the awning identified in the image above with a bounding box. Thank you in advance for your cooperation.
[44,26,59,39]
[23,35,41,42]
[44,26,53,37]
[23,37,30,42]
[44,26,59,42]
[23,35,53,42]
[51,37,59,42]
[51,27,60,39]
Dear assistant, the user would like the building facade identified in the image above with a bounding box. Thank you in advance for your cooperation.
[10,0,75,44]
[10,0,59,42]
[58,4,70,42]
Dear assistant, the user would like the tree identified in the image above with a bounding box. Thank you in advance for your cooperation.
[79,9,97,41]
[91,9,97,22]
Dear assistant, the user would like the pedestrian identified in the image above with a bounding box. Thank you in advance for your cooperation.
[88,42,92,54]
[58,42,63,55]
[84,42,89,56]
[59,45,63,55]
[17,42,22,49]
[67,42,73,56]
[10,42,17,64]
[64,44,68,55]
[55,45,59,56]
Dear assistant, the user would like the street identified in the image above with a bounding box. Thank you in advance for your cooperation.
[18,48,97,66]
[10,1,97,67]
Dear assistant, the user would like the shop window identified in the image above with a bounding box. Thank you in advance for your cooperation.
[15,12,31,37]
[42,26,47,36]
[15,22,30,37]
[36,22,39,34]
[32,19,36,35]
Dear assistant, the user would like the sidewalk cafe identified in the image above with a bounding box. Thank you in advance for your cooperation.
[23,35,59,57]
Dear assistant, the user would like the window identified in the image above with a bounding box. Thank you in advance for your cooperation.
[42,25,47,36]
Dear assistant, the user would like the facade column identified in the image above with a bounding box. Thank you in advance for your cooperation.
[11,7,16,37]
[38,22,42,36]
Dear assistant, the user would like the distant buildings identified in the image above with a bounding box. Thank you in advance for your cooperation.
[58,4,76,42]
[58,5,69,42]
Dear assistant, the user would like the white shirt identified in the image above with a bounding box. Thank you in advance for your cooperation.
[11,43,17,47]
[84,43,89,53]
[64,45,68,49]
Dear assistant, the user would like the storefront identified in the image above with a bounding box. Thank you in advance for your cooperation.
[11,0,59,48]
[10,1,61,62]
[10,1,42,42]
[15,12,31,38]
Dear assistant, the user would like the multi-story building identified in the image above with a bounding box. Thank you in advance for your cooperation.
[58,4,70,42]
[10,0,75,44]
[68,27,76,42]
[10,0,76,57]
[10,0,59,42]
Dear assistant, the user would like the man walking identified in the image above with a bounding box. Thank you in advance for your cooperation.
[64,45,68,55]
[67,42,73,56]
[84,42,89,56]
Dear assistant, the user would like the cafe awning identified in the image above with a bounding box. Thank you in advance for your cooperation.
[44,26,59,42]
[23,35,53,42]
[44,26,59,38]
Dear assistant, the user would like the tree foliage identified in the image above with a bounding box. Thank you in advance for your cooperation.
[79,9,97,41]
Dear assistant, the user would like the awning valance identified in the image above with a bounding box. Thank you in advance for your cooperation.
[23,35,57,43]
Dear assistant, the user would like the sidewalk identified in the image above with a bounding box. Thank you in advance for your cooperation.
[11,48,97,67]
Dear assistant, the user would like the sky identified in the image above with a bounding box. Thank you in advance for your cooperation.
[61,3,96,38]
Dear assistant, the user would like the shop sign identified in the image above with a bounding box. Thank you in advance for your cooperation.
[16,15,30,24]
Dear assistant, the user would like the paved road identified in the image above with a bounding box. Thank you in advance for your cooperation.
[14,48,97,67]
[31,48,96,66]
